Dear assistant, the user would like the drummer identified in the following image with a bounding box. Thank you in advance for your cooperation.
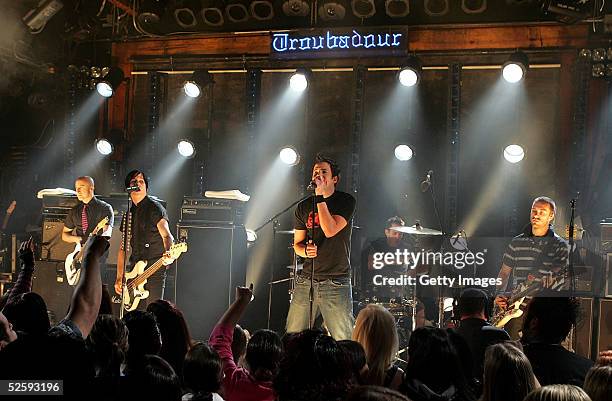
[362,216,414,300]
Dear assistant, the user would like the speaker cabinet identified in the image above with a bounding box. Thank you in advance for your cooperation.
[598,299,612,355]
[41,218,74,261]
[574,297,593,358]
[32,260,73,325]
[174,224,247,341]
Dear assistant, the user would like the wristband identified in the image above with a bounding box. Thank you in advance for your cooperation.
[315,195,325,204]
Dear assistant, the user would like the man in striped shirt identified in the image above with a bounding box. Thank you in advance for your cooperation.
[494,196,569,338]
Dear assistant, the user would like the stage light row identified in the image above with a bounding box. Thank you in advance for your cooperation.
[278,144,525,166]
[95,139,196,158]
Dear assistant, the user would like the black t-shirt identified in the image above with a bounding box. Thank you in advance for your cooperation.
[121,196,169,263]
[294,191,356,278]
[64,196,114,238]
[524,343,593,386]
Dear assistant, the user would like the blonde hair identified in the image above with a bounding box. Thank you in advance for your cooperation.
[352,304,398,386]
[584,365,612,401]
[524,385,591,401]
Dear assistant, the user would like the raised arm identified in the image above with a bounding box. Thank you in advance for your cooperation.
[0,238,35,311]
[65,235,109,337]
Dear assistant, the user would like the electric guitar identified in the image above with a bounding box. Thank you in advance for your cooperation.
[65,216,109,285]
[492,268,568,328]
[122,242,188,311]
[1,200,16,231]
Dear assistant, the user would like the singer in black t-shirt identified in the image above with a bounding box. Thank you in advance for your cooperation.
[286,154,356,340]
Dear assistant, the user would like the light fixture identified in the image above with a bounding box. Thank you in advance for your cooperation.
[178,140,196,158]
[318,1,346,21]
[226,1,249,23]
[394,144,413,161]
[289,69,309,92]
[201,0,225,26]
[95,138,114,156]
[96,67,124,98]
[503,144,525,164]
[461,0,487,14]
[592,48,606,62]
[502,51,528,84]
[592,63,605,78]
[246,229,258,242]
[398,56,422,87]
[424,0,449,17]
[174,0,199,29]
[385,0,409,17]
[137,0,166,25]
[251,1,274,20]
[183,70,214,98]
[279,146,300,166]
[282,0,310,16]
[351,0,376,18]
[22,0,64,32]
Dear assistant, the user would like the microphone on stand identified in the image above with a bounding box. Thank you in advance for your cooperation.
[420,170,433,192]
[307,180,317,191]
[125,186,140,193]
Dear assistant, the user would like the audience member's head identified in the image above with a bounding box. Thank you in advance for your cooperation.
[87,314,129,377]
[146,299,192,377]
[183,342,223,400]
[122,310,161,369]
[274,329,353,401]
[123,354,182,401]
[338,340,368,385]
[403,327,473,399]
[245,328,283,381]
[457,288,488,319]
[2,292,50,336]
[523,384,592,401]
[232,324,248,364]
[522,297,581,344]
[346,385,412,401]
[353,304,399,386]
[0,311,18,350]
[480,342,539,401]
[583,365,612,401]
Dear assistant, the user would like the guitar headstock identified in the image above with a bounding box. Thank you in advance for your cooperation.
[166,242,188,259]
[92,216,110,236]
[6,200,16,214]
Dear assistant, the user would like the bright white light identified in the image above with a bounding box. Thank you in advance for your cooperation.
[177,140,195,158]
[279,147,299,165]
[289,73,308,92]
[502,63,525,83]
[503,144,525,163]
[183,81,201,98]
[246,229,257,242]
[399,68,418,87]
[95,139,113,155]
[394,144,413,161]
[96,82,113,98]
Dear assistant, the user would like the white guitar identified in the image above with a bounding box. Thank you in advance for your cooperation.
[65,216,109,285]
[122,242,188,311]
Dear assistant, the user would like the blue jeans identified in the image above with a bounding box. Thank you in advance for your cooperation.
[286,275,354,340]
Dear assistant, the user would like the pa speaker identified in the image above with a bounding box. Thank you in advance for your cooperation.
[41,218,74,261]
[174,224,247,341]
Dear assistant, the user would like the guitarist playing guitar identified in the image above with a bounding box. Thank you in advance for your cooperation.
[62,176,114,276]
[494,196,569,339]
[114,170,176,310]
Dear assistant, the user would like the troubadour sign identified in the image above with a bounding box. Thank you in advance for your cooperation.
[270,28,407,59]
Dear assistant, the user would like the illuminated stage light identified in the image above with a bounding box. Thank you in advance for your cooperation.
[502,51,528,84]
[398,56,422,87]
[246,229,258,242]
[178,140,196,158]
[318,1,346,21]
[279,146,300,165]
[96,67,124,98]
[394,144,413,161]
[289,69,309,92]
[183,70,214,98]
[503,144,525,163]
[352,0,376,18]
[95,138,114,155]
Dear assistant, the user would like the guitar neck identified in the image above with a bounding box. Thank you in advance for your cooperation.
[130,257,165,288]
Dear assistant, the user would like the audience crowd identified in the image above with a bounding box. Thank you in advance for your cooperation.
[0,236,611,401]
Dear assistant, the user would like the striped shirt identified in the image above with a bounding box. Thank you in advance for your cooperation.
[502,226,568,288]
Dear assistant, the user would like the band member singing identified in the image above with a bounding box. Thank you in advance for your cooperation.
[286,154,356,340]
[62,176,113,280]
[494,196,569,338]
[114,170,175,310]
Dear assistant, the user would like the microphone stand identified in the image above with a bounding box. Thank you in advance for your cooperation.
[309,187,316,330]
[118,191,134,319]
[567,194,578,295]
[254,194,311,329]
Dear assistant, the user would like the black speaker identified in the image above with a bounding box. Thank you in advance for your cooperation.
[31,260,73,325]
[597,299,612,355]
[174,224,247,341]
[41,218,74,261]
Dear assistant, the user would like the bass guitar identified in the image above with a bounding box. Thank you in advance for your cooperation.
[122,242,188,311]
[65,216,109,285]
[492,268,568,328]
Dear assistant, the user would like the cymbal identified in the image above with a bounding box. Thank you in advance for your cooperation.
[389,225,443,235]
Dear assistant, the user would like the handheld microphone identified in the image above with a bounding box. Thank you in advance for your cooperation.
[125,186,140,193]
[420,170,433,192]
[307,180,317,191]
